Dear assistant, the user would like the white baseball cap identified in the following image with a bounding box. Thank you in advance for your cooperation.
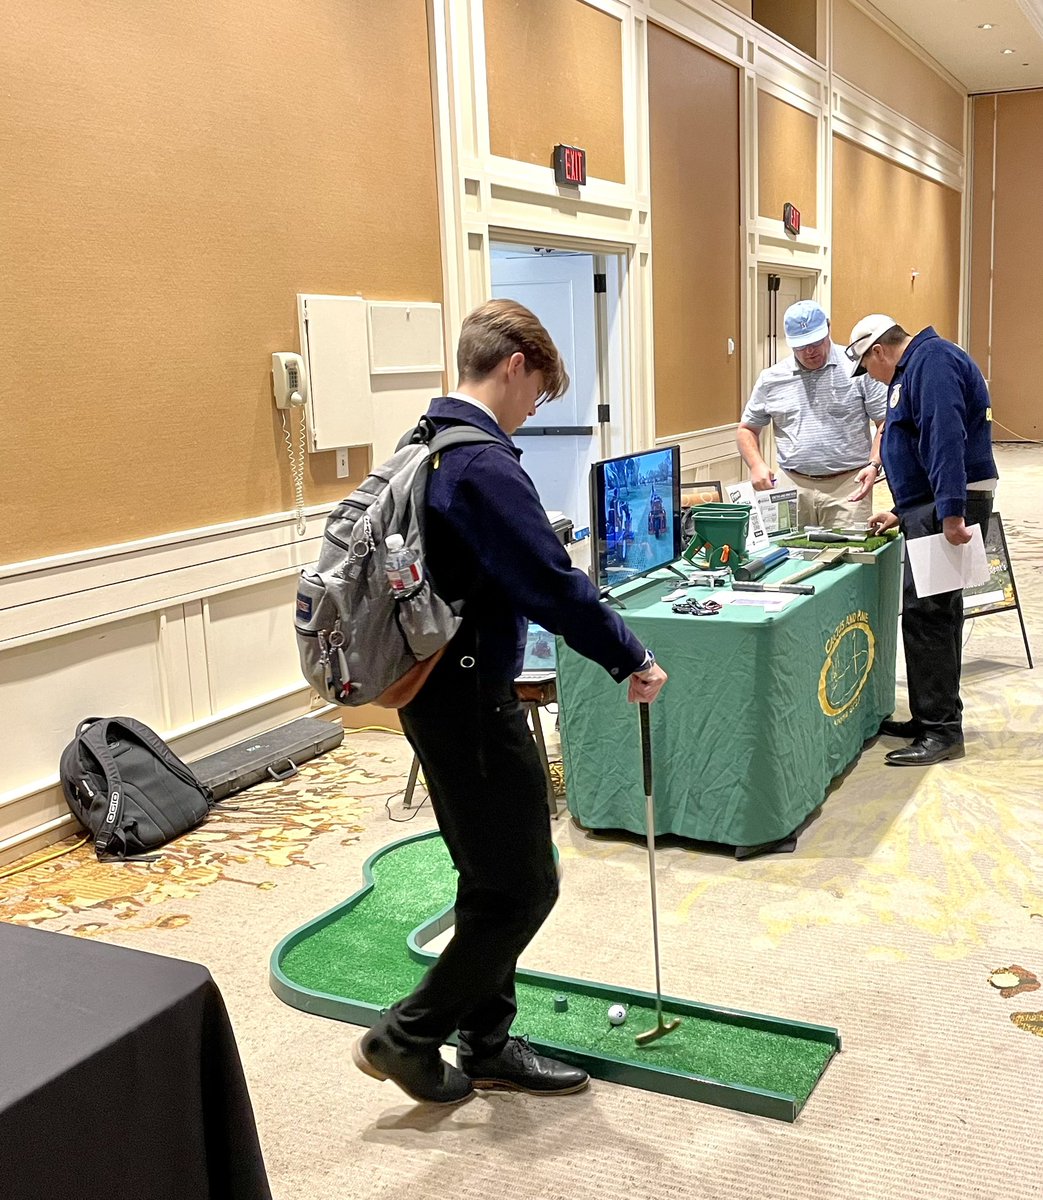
[843,314,899,377]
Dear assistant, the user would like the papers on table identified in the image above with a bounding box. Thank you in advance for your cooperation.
[718,591,800,612]
[906,525,990,598]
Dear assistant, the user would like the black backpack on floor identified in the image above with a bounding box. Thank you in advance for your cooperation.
[60,717,214,860]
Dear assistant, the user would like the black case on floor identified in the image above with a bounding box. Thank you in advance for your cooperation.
[189,717,344,802]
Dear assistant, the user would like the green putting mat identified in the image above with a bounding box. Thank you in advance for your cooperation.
[271,831,839,1120]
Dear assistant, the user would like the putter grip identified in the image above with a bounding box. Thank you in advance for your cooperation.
[639,702,652,794]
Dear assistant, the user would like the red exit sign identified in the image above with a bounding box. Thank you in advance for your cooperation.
[783,202,801,236]
[553,144,586,187]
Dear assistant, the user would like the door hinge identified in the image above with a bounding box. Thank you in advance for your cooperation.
[593,273,607,294]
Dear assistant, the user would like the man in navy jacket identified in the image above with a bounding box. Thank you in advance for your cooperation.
[353,299,668,1105]
[844,316,997,766]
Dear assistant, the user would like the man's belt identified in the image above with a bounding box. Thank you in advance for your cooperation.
[785,467,861,480]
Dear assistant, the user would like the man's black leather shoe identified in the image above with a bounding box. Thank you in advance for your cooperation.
[885,737,965,766]
[878,718,923,739]
[352,1030,474,1105]
[458,1036,589,1095]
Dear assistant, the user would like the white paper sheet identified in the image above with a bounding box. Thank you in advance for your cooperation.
[718,591,799,612]
[906,525,990,598]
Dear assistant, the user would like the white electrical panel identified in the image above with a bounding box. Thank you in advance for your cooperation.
[297,294,374,451]
[367,301,445,375]
[297,293,446,462]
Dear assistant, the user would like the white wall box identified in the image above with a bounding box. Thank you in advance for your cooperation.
[297,294,375,452]
[367,302,445,375]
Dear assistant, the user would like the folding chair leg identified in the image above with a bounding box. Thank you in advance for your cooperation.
[526,703,558,817]
[403,753,421,809]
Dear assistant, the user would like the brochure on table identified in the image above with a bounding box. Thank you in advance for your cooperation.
[725,481,771,552]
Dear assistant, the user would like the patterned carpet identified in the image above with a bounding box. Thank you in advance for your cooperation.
[2,444,1041,1200]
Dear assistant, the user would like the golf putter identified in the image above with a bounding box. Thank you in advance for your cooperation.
[635,702,681,1047]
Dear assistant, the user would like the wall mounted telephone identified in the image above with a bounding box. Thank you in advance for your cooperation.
[272,353,309,535]
[272,352,308,409]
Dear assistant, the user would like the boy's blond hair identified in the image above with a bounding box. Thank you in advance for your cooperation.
[457,299,570,402]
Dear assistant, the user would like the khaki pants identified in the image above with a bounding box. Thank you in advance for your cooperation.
[782,468,871,529]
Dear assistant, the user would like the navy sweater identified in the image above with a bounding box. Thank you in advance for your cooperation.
[881,328,997,520]
[421,397,646,687]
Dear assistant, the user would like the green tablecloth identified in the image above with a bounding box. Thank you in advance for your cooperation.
[558,540,901,849]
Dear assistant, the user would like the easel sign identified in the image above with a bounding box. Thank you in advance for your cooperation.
[963,513,1033,668]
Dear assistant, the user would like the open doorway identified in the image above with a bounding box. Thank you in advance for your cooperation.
[756,268,818,372]
[489,239,627,539]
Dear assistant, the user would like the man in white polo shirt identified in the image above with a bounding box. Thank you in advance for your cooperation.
[737,300,888,529]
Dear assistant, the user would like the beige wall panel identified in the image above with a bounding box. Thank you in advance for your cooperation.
[758,91,818,226]
[968,96,996,371]
[987,90,1043,439]
[833,0,964,149]
[0,0,442,564]
[485,0,625,183]
[752,0,818,61]
[648,26,742,437]
[831,137,961,349]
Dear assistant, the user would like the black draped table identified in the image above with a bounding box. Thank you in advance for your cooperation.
[0,921,271,1200]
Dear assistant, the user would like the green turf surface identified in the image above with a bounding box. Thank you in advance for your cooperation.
[277,834,837,1110]
[779,529,900,552]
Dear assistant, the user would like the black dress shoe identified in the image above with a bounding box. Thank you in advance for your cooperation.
[458,1035,589,1095]
[885,737,965,767]
[352,1030,474,1105]
[878,718,924,739]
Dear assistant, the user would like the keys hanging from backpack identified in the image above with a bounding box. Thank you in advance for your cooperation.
[59,717,214,861]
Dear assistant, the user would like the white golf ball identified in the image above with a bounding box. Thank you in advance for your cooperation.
[607,1003,627,1026]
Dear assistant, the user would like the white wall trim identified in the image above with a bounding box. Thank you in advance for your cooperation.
[1,505,328,582]
[831,77,965,191]
[1,506,331,649]
[959,92,975,349]
[752,39,827,110]
[646,0,746,68]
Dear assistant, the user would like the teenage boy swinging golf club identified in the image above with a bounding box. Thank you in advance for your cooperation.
[353,299,668,1105]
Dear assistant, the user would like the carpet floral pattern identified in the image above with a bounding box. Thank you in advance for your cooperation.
[0,744,385,935]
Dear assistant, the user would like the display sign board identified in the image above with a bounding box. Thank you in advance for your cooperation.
[963,513,1016,615]
[962,512,1032,668]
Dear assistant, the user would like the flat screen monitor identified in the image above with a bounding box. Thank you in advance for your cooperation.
[589,445,682,593]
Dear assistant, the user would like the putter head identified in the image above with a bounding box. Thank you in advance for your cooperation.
[634,1016,681,1046]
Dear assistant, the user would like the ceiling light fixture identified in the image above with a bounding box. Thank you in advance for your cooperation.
[1002,47,1015,54]
[978,23,994,29]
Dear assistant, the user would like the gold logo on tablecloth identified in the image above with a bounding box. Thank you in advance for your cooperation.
[819,611,875,722]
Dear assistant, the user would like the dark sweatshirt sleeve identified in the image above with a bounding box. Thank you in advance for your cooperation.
[914,352,970,520]
[443,447,647,681]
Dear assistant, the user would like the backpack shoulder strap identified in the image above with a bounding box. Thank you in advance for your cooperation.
[110,717,213,804]
[396,415,502,457]
[427,426,502,455]
[77,719,127,858]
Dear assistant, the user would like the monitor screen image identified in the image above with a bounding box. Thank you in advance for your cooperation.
[589,445,682,592]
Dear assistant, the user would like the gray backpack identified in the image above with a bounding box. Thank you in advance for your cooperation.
[295,417,500,708]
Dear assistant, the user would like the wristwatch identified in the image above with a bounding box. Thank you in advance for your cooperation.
[634,649,656,678]
[866,460,884,478]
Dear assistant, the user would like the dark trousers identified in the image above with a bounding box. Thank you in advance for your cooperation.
[899,493,992,743]
[375,631,558,1060]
